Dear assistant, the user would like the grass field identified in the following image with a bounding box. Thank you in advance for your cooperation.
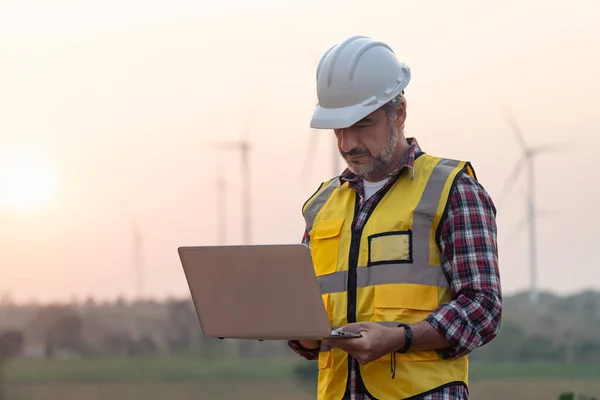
[5,379,600,400]
[4,357,300,382]
[6,357,600,382]
[3,358,600,399]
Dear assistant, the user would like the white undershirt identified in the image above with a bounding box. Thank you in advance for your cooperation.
[363,177,388,200]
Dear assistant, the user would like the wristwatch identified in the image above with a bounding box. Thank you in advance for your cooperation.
[395,323,413,353]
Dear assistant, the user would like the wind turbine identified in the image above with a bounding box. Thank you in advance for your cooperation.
[276,23,342,181]
[496,107,573,305]
[131,219,144,301]
[215,102,255,246]
[214,99,256,360]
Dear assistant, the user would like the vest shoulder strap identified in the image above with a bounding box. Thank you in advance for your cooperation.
[302,177,340,234]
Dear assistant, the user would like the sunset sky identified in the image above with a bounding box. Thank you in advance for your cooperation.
[1,0,599,303]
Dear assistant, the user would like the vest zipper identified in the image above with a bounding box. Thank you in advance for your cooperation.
[343,156,424,399]
[345,178,401,399]
[345,196,361,398]
[347,236,360,323]
[347,196,361,324]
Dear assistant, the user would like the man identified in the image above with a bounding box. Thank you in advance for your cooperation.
[287,36,502,400]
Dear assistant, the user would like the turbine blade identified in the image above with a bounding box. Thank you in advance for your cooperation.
[242,85,264,142]
[531,142,576,155]
[275,21,320,64]
[536,208,561,220]
[498,101,528,151]
[499,215,529,251]
[505,112,528,151]
[215,141,240,151]
[495,155,527,208]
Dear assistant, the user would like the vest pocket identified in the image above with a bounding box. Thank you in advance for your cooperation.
[311,218,345,276]
[374,283,440,361]
[367,230,413,265]
[374,282,439,315]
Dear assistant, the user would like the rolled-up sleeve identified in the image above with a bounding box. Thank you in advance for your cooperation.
[286,340,320,360]
[425,172,502,359]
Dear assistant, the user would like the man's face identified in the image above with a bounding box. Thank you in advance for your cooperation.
[334,106,405,180]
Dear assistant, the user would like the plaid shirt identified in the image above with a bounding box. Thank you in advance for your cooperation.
[288,138,502,400]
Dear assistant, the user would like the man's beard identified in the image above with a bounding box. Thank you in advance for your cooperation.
[342,123,398,180]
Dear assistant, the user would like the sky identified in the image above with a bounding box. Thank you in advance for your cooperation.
[0,0,599,303]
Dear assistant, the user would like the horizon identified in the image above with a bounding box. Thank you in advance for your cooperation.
[2,287,599,307]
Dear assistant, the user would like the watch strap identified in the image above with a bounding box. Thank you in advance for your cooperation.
[395,323,413,353]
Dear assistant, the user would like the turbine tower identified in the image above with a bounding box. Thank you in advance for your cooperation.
[216,166,227,245]
[215,87,262,247]
[497,108,572,305]
[217,138,252,245]
[131,220,144,301]
[214,91,262,359]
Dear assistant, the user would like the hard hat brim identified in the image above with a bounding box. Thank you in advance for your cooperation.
[310,102,383,130]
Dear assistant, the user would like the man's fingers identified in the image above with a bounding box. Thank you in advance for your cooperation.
[339,322,370,333]
[323,337,363,350]
[338,323,361,333]
[344,349,371,365]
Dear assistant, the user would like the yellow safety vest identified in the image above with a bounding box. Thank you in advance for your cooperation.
[302,153,476,400]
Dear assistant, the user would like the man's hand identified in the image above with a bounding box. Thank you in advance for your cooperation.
[323,322,405,365]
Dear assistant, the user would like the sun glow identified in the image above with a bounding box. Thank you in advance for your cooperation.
[0,143,58,213]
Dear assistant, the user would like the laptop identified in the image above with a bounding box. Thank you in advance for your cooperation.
[177,243,361,341]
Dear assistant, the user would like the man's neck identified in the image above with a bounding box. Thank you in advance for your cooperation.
[364,141,410,182]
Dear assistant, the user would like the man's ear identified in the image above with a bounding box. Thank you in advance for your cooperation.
[393,102,407,128]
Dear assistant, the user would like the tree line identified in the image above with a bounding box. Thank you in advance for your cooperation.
[0,290,598,363]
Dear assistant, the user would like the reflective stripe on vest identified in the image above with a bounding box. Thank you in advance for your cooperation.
[411,158,460,266]
[303,177,340,234]
[318,262,449,294]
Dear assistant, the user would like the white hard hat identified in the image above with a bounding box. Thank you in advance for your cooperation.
[310,36,411,130]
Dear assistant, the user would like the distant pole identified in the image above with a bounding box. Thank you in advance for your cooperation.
[132,221,143,300]
[240,141,252,245]
[527,158,538,305]
[217,139,252,246]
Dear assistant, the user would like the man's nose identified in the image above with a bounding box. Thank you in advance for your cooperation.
[337,129,358,153]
